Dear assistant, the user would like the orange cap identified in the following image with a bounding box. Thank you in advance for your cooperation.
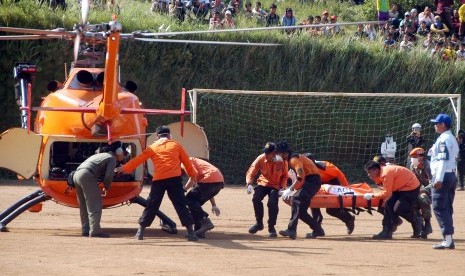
[409,147,425,157]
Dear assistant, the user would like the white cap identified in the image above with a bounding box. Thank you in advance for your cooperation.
[225,10,232,15]
[412,123,421,130]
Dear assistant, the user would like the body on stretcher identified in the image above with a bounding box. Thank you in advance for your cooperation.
[285,183,383,210]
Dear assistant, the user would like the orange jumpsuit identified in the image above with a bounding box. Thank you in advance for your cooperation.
[246,153,288,190]
[378,165,420,199]
[121,138,196,228]
[318,161,349,186]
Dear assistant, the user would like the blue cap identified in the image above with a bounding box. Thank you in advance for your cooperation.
[430,114,452,127]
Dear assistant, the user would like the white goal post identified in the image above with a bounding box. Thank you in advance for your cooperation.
[188,89,461,184]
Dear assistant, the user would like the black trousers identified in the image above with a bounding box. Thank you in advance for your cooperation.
[139,176,193,228]
[382,186,420,229]
[186,182,224,228]
[311,178,353,225]
[252,185,280,227]
[288,174,322,232]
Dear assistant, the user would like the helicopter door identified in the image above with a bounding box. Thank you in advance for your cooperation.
[146,122,209,176]
[0,128,43,179]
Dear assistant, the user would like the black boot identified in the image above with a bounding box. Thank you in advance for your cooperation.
[135,226,145,240]
[410,216,423,238]
[421,218,433,239]
[372,226,392,240]
[186,225,198,242]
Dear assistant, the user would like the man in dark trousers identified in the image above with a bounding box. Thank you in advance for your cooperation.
[118,126,198,241]
[276,142,325,239]
[73,141,124,238]
[183,157,224,238]
[429,114,459,249]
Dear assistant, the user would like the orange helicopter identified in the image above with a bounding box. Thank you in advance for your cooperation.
[0,2,215,233]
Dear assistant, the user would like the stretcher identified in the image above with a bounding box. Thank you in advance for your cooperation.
[286,183,383,214]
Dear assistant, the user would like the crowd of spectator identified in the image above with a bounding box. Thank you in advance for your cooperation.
[380,2,465,62]
[20,0,465,61]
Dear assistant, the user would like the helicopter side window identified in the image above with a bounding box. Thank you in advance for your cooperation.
[49,141,136,182]
[68,70,104,91]
[49,142,70,180]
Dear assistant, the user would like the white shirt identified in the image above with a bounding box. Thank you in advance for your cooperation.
[429,130,459,182]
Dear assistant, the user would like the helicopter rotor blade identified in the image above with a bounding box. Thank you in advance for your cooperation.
[0,35,65,41]
[134,38,280,47]
[73,34,81,62]
[0,27,74,37]
[81,0,89,25]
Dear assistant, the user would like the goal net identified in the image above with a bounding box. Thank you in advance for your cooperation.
[188,89,461,185]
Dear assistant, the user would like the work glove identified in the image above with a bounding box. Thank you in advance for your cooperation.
[211,206,221,216]
[281,189,293,201]
[246,184,253,194]
[363,193,373,200]
[278,188,284,196]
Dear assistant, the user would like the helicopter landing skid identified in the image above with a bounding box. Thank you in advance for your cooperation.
[130,196,178,234]
[0,189,50,232]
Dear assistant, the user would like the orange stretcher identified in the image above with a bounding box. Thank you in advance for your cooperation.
[285,183,383,214]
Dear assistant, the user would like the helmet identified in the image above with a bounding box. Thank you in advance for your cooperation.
[412,123,421,130]
[409,147,425,157]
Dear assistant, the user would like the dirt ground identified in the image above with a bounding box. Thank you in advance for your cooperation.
[0,180,464,276]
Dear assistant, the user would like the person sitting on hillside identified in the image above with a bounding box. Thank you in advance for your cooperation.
[282,8,297,35]
[243,1,253,18]
[354,24,368,39]
[210,0,225,19]
[399,34,414,51]
[384,32,396,51]
[266,3,280,27]
[169,0,186,21]
[221,10,235,28]
[252,1,267,19]
[186,0,210,20]
[431,40,446,59]
[388,3,401,28]
[431,15,449,36]
[325,15,341,36]
[456,42,465,60]
[365,23,377,41]
[442,40,457,61]
[299,15,314,34]
[418,6,435,29]
[423,32,435,49]
[399,12,415,36]
[410,8,419,31]
[209,11,223,29]
[452,9,461,34]
[321,10,330,24]
[417,20,430,36]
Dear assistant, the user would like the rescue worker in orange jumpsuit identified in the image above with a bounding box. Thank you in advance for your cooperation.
[277,142,325,239]
[184,157,224,238]
[118,126,198,241]
[303,153,355,235]
[246,142,288,238]
[365,160,422,239]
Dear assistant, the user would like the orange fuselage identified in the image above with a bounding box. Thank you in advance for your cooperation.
[34,67,147,208]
